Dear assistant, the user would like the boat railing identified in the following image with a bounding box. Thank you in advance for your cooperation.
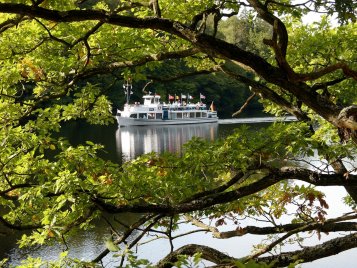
[164,105,207,111]
[125,102,208,112]
[124,102,141,108]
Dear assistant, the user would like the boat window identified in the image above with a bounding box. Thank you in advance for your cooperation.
[196,112,201,118]
[156,113,162,119]
[139,113,147,119]
[202,112,207,117]
[130,114,138,118]
[148,113,155,119]
[190,112,195,118]
[177,113,182,119]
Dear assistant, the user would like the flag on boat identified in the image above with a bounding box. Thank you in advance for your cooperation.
[175,95,179,100]
[181,94,186,99]
[188,95,193,99]
[168,94,174,100]
[200,93,206,99]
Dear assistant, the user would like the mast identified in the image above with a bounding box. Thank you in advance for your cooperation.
[123,78,133,104]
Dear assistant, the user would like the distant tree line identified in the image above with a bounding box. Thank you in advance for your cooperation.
[102,12,268,119]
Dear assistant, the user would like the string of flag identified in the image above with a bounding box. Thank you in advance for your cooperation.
[168,93,206,101]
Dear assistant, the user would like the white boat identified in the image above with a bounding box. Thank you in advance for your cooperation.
[116,93,218,127]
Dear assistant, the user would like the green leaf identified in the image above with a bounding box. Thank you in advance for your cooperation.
[105,238,120,252]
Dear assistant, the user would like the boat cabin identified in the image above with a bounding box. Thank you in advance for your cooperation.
[143,94,161,105]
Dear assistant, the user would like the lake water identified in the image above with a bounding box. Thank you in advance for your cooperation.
[1,118,356,267]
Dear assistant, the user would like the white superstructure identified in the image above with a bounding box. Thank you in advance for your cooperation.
[116,94,218,126]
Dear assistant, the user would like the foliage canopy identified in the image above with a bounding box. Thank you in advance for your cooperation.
[0,0,356,267]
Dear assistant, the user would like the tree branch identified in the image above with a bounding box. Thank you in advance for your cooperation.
[257,232,357,266]
[311,77,346,91]
[70,21,104,48]
[243,213,357,261]
[92,167,357,215]
[232,92,256,117]
[190,5,219,30]
[182,171,245,203]
[0,216,42,230]
[0,183,37,197]
[220,66,310,122]
[91,214,158,263]
[186,215,357,239]
[156,244,237,268]
[296,62,357,82]
[156,230,357,267]
[248,0,289,57]
[0,15,27,34]
[77,47,200,79]
[34,18,71,47]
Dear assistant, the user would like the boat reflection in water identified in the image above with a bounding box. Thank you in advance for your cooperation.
[116,123,218,161]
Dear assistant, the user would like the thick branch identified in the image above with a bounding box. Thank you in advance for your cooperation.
[244,213,357,261]
[156,244,236,268]
[0,216,42,230]
[185,215,357,239]
[337,105,357,130]
[0,15,27,33]
[183,171,245,203]
[0,183,37,196]
[221,221,357,238]
[258,232,357,266]
[92,167,357,215]
[296,62,357,82]
[156,232,357,268]
[311,77,346,91]
[248,0,288,57]
[0,3,181,35]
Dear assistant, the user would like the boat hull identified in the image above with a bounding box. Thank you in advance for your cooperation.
[117,116,218,126]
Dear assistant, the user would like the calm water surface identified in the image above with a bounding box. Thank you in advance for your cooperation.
[1,118,356,267]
